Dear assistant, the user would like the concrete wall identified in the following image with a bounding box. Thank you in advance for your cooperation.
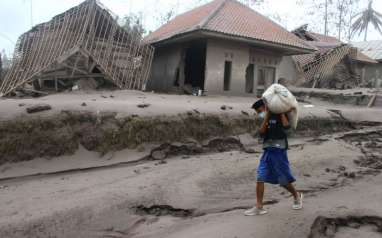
[278,56,298,85]
[205,38,282,96]
[148,38,284,95]
[146,44,182,92]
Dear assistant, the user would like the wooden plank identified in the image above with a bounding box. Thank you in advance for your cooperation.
[367,94,377,108]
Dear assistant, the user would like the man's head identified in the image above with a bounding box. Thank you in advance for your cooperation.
[252,99,266,114]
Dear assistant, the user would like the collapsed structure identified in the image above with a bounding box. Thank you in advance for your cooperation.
[0,0,154,97]
[278,25,378,89]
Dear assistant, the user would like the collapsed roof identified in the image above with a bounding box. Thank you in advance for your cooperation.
[145,0,314,55]
[0,0,154,96]
[291,25,377,88]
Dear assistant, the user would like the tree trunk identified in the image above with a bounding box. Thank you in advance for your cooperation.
[364,23,369,41]
[338,0,347,41]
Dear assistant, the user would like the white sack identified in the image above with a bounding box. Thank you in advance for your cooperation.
[262,84,299,129]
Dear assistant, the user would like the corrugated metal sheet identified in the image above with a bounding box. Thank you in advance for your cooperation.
[353,50,378,64]
[351,40,382,61]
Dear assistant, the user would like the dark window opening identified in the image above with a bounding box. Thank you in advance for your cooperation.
[224,61,232,91]
[184,40,207,90]
[258,68,265,86]
[245,64,255,93]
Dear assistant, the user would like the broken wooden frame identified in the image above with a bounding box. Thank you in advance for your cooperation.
[0,0,154,96]
[293,45,355,88]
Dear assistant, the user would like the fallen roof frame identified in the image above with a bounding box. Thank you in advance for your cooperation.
[0,0,154,96]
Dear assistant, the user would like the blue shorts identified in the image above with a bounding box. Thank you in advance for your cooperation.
[257,147,296,186]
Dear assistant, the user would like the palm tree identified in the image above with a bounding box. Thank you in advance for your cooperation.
[351,0,382,41]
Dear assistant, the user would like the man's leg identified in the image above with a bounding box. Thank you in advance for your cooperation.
[256,182,265,209]
[282,183,298,200]
[244,182,268,215]
[282,183,303,210]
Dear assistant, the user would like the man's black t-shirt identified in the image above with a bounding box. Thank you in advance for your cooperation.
[260,113,290,149]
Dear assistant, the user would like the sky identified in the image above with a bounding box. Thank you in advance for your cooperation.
[0,0,382,57]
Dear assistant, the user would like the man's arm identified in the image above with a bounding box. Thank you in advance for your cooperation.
[259,111,270,135]
[280,113,290,129]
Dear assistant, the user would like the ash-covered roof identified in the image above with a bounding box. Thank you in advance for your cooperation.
[351,40,382,61]
[145,0,314,54]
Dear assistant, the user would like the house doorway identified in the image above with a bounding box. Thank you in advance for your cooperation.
[184,41,207,90]
[245,64,255,93]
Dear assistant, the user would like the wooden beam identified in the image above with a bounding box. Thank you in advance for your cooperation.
[40,73,104,79]
[368,94,377,108]
[60,62,89,75]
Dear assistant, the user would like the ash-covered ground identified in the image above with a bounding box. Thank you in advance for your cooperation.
[0,90,381,238]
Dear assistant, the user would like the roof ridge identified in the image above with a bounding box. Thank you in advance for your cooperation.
[196,0,228,30]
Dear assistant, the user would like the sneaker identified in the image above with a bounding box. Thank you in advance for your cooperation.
[244,207,268,216]
[292,192,303,210]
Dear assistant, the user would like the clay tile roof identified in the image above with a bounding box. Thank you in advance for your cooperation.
[145,0,313,52]
[145,0,222,44]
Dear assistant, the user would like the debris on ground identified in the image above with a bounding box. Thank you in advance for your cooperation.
[13,88,49,98]
[151,149,167,160]
[241,110,249,116]
[26,104,52,114]
[309,216,382,238]
[137,103,150,109]
[221,105,233,111]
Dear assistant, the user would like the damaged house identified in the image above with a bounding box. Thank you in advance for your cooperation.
[351,40,382,88]
[145,0,314,96]
[278,25,378,89]
[0,0,154,97]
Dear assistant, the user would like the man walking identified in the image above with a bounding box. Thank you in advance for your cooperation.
[244,99,303,216]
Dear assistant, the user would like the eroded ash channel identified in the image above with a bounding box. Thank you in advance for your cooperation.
[0,110,379,165]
